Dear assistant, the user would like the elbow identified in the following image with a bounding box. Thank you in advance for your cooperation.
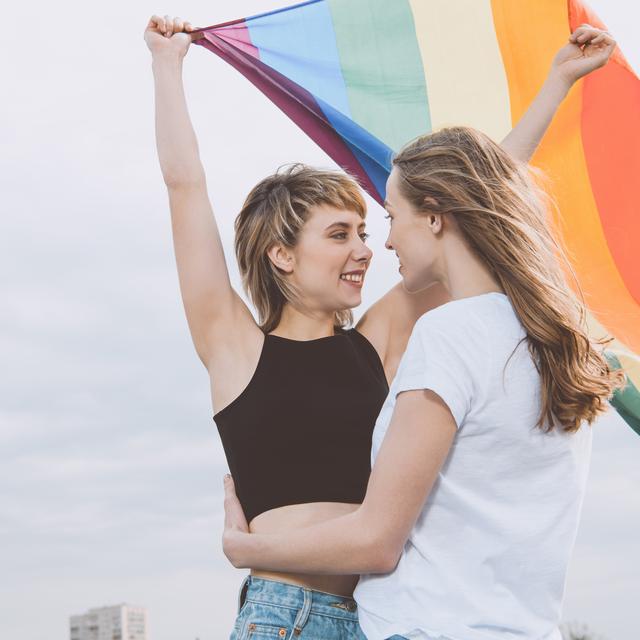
[221,537,240,568]
[374,545,402,574]
[352,510,404,574]
[222,530,249,570]
[361,533,402,574]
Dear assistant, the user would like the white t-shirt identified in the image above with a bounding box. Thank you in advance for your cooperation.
[353,292,593,640]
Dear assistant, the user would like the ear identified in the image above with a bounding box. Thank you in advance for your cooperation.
[425,212,444,235]
[267,244,294,273]
[423,196,442,233]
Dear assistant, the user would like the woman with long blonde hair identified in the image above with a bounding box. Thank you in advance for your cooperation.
[223,124,624,640]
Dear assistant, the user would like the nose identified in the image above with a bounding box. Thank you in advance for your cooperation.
[385,232,393,251]
[354,236,373,263]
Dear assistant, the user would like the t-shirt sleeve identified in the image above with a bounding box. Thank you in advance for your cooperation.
[393,308,489,429]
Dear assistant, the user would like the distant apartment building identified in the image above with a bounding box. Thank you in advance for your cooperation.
[70,604,147,640]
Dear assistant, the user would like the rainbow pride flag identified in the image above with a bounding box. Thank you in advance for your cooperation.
[193,0,640,433]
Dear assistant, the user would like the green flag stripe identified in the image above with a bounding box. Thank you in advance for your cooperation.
[327,0,431,151]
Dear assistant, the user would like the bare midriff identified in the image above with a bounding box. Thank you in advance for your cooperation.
[248,501,361,597]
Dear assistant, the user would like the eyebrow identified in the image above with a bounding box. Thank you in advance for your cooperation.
[324,221,366,231]
[383,200,393,209]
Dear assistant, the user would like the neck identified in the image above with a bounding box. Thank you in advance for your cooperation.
[439,235,504,301]
[271,304,338,340]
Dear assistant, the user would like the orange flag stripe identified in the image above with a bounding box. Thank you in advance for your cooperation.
[568,0,640,306]
[490,0,640,353]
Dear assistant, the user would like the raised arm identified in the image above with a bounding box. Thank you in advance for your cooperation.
[500,24,616,163]
[358,25,616,378]
[145,15,259,368]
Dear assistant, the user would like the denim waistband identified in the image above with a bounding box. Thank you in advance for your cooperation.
[238,575,360,621]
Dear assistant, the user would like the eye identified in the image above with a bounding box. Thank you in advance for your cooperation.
[384,213,392,221]
[332,232,348,240]
[360,232,370,241]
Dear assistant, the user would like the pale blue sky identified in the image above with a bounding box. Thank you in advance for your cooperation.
[1,1,638,639]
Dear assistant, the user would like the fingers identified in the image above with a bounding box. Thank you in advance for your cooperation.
[569,23,616,50]
[592,32,616,49]
[148,14,166,33]
[569,23,598,43]
[164,15,173,37]
[147,14,196,37]
[569,25,596,44]
[223,474,249,533]
[223,473,236,497]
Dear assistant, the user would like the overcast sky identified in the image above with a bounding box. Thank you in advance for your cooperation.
[1,1,639,639]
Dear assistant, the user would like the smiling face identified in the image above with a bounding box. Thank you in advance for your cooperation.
[270,204,373,314]
[383,166,443,293]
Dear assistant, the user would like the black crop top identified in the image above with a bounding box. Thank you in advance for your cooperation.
[213,328,389,523]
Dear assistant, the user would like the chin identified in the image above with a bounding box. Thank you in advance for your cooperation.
[401,270,436,294]
[400,275,419,293]
[336,292,362,310]
[403,280,431,294]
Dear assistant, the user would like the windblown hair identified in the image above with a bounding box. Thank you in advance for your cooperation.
[392,126,625,432]
[234,163,367,334]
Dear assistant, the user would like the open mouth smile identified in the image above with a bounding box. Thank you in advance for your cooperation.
[340,269,365,287]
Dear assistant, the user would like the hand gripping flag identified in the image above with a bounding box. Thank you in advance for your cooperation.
[193,0,640,434]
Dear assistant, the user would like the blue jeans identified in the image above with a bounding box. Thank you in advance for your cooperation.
[229,574,368,639]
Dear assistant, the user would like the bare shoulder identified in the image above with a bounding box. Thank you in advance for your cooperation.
[206,298,266,415]
[358,281,451,383]
[356,295,393,367]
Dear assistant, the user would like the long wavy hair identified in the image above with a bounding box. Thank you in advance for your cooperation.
[392,126,625,432]
[234,163,367,334]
